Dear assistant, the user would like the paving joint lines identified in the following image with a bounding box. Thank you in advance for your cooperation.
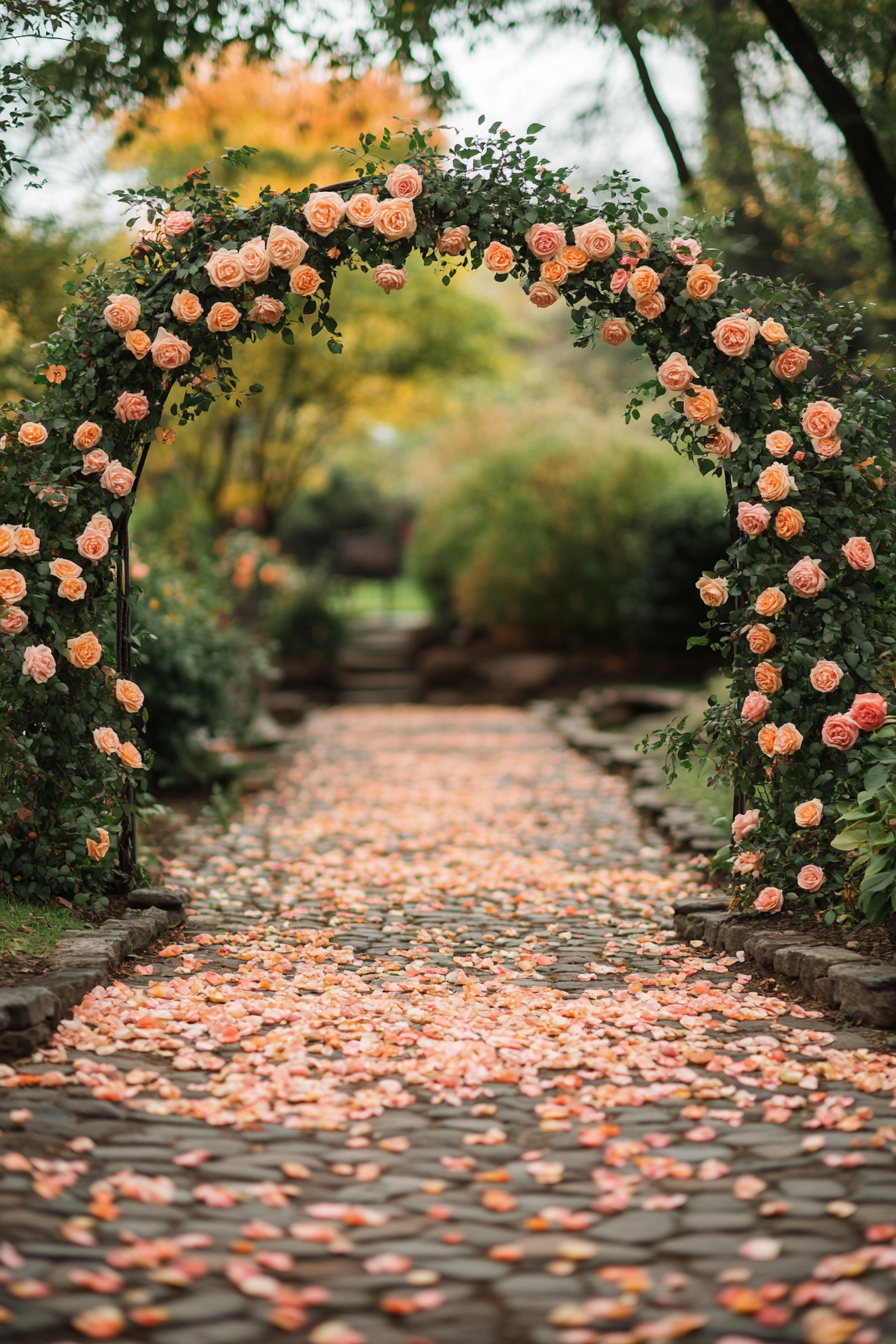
[0,705,895,1344]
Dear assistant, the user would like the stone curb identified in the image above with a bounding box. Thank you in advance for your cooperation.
[0,887,188,1060]
[672,895,896,1028]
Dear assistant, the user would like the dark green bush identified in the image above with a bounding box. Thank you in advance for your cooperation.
[267,576,346,662]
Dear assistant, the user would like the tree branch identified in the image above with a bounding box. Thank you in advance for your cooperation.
[615,22,694,191]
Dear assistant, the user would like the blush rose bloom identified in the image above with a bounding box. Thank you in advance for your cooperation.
[626,265,660,299]
[123,330,151,359]
[753,887,783,914]
[100,461,135,497]
[289,266,323,297]
[238,237,271,284]
[558,244,588,273]
[76,529,109,562]
[345,194,377,229]
[773,723,803,755]
[540,259,568,286]
[774,507,804,540]
[529,281,560,309]
[73,422,102,452]
[801,401,841,439]
[797,865,825,892]
[794,798,824,828]
[18,421,48,446]
[58,576,87,601]
[685,263,720,301]
[86,828,110,861]
[118,742,144,769]
[14,526,39,557]
[759,318,788,345]
[850,693,888,731]
[204,248,246,288]
[610,267,629,294]
[758,724,778,756]
[373,264,407,294]
[732,851,764,875]
[617,225,651,258]
[732,809,760,843]
[437,225,470,255]
[0,570,27,603]
[372,198,416,241]
[573,219,615,260]
[114,391,149,423]
[810,660,843,692]
[303,192,347,237]
[821,714,860,751]
[635,292,666,319]
[115,679,145,713]
[171,291,203,324]
[103,294,141,332]
[165,210,194,237]
[754,662,783,694]
[713,314,758,358]
[89,513,112,539]
[266,224,308,270]
[248,296,285,326]
[757,463,794,501]
[207,302,240,333]
[696,575,728,606]
[755,587,787,617]
[741,691,770,722]
[747,624,776,655]
[384,164,423,199]
[657,353,695,391]
[765,431,793,458]
[22,644,56,683]
[483,241,515,273]
[0,526,13,556]
[841,537,875,570]
[737,502,770,536]
[811,436,842,460]
[788,556,827,598]
[49,558,82,581]
[0,607,28,635]
[770,346,810,380]
[601,318,634,346]
[67,631,102,668]
[150,328,191,371]
[93,726,121,756]
[683,386,721,425]
[703,426,741,458]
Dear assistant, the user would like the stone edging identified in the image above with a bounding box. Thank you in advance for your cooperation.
[0,887,188,1060]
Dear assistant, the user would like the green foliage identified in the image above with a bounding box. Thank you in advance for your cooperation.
[277,468,404,567]
[267,576,346,663]
[832,734,896,923]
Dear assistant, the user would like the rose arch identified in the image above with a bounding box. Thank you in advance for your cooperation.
[2,123,894,919]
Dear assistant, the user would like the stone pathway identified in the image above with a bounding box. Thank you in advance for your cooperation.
[1,706,895,1344]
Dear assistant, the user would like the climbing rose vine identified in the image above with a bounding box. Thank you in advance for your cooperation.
[1,123,894,914]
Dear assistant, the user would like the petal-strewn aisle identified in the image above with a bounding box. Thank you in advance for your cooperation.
[2,706,895,1344]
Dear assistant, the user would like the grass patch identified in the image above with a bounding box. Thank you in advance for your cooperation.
[0,895,83,961]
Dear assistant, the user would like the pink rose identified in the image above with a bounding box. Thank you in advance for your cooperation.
[76,529,109,562]
[207,302,240,333]
[81,449,109,476]
[737,502,770,536]
[372,198,416,242]
[437,226,470,256]
[800,401,841,440]
[635,292,666,320]
[100,460,136,498]
[164,210,194,237]
[850,693,888,731]
[732,809,760,844]
[601,318,634,346]
[797,865,825,892]
[703,426,741,459]
[657,353,695,392]
[713,314,759,358]
[529,281,560,309]
[238,237,270,284]
[103,294,141,333]
[573,219,615,260]
[247,296,285,326]
[0,607,28,635]
[14,526,39,557]
[811,437,842,460]
[794,798,824,828]
[732,851,763,875]
[89,513,112,539]
[344,195,377,229]
[266,224,308,270]
[670,237,700,266]
[770,346,810,380]
[22,644,56,683]
[773,723,803,755]
[373,264,407,294]
[525,222,566,259]
[696,575,728,606]
[610,268,629,294]
[73,422,102,452]
[741,691,770,723]
[617,225,651,258]
[0,570,27,603]
[114,391,149,423]
[752,886,783,914]
[756,463,794,501]
[765,431,792,458]
[809,660,843,693]
[841,537,875,570]
[170,291,203,324]
[821,714,860,751]
[384,164,423,199]
[150,327,191,371]
[204,248,245,289]
[788,556,827,598]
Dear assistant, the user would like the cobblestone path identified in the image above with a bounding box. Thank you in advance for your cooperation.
[2,706,896,1344]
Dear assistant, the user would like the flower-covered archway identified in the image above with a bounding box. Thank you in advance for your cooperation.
[2,124,893,917]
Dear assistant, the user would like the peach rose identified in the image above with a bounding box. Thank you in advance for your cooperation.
[757,724,778,756]
[794,798,823,828]
[703,426,741,458]
[850,693,888,731]
[437,225,470,256]
[525,222,566,259]
[81,448,110,475]
[207,302,240,333]
[732,809,760,843]
[696,575,728,606]
[626,265,660,299]
[93,726,121,756]
[732,850,764,875]
[635,292,666,320]
[573,219,615,261]
[755,587,787,617]
[204,248,245,288]
[114,391,149,423]
[373,198,416,242]
[540,259,568,286]
[713,314,758,358]
[657,352,695,392]
[76,529,109,562]
[73,422,103,453]
[811,436,842,459]
[123,330,152,359]
[14,526,39,557]
[770,345,810,380]
[821,714,860,751]
[67,630,102,669]
[86,828,110,861]
[797,865,825,891]
[303,191,347,238]
[765,431,793,458]
[103,294,141,332]
[0,607,28,635]
[373,264,407,294]
[58,576,87,601]
[89,513,112,539]
[737,502,770,536]
[841,536,874,570]
[670,237,701,266]
[800,401,841,439]
[45,364,65,383]
[384,163,423,200]
[115,678,144,713]
[599,316,635,346]
[150,327,191,371]
[774,507,804,541]
[747,624,776,655]
[752,886,783,914]
[857,456,885,490]
[759,318,787,345]
[23,644,56,683]
[788,556,827,598]
[171,291,203,324]
[247,296,285,325]
[18,421,48,446]
[49,558,82,580]
[345,195,378,229]
[774,722,803,755]
[741,691,770,722]
[483,241,515,274]
[118,741,144,769]
[755,662,783,694]
[289,266,323,297]
[238,236,270,284]
[266,224,308,270]
[685,263,720,301]
[809,660,843,693]
[100,460,135,498]
[529,281,560,309]
[683,386,721,425]
[558,244,588,273]
[0,526,13,557]
[165,210,194,237]
[0,570,27,603]
[617,225,650,258]
[757,463,794,501]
